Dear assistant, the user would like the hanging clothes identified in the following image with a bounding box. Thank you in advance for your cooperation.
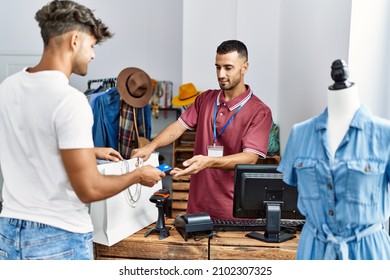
[86,77,153,159]
[86,78,117,94]
[91,87,120,150]
[85,78,120,150]
[118,100,152,159]
[118,99,136,159]
[139,104,152,140]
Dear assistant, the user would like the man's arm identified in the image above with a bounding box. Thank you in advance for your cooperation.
[131,120,187,161]
[170,151,258,178]
[61,148,165,203]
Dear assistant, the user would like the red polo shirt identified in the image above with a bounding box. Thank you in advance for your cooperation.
[178,85,272,220]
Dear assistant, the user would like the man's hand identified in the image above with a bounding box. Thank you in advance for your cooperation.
[171,155,211,178]
[94,147,123,162]
[169,167,191,181]
[131,144,155,161]
[135,165,166,187]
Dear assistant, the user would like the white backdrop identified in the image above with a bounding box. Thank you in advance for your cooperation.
[1,0,390,152]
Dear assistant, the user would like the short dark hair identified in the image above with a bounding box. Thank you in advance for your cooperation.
[216,40,248,61]
[35,0,113,45]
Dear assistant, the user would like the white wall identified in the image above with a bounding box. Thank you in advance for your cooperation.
[277,0,353,152]
[0,0,184,198]
[0,0,183,92]
[348,0,390,119]
[277,0,390,152]
[1,0,390,154]
[182,0,280,122]
[182,0,237,91]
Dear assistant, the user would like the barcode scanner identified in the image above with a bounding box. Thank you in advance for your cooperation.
[144,189,171,240]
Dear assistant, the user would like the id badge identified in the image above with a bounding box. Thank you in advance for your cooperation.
[207,145,224,157]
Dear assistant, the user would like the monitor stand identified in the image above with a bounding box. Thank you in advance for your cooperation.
[245,202,296,243]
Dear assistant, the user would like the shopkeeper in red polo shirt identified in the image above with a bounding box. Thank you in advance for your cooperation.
[131,40,273,220]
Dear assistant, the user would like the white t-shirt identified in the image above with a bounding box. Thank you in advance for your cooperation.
[0,68,94,233]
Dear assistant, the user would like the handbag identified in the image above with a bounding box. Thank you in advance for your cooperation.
[90,153,161,246]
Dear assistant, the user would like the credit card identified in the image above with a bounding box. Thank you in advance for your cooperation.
[156,163,172,173]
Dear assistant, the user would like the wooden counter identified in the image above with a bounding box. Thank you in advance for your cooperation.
[209,230,299,260]
[94,219,299,260]
[94,219,209,260]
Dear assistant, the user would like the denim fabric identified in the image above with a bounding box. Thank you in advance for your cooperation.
[278,106,390,259]
[87,87,107,111]
[92,87,120,150]
[0,217,93,260]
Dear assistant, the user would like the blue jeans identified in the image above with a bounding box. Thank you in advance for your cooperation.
[0,217,93,260]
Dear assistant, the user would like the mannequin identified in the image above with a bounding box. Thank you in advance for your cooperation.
[327,59,360,159]
[277,58,390,260]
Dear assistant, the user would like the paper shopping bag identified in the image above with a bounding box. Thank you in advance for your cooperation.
[90,153,161,246]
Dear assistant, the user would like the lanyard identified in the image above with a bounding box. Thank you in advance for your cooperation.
[213,93,251,145]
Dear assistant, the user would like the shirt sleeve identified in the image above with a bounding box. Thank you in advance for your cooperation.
[242,107,272,158]
[178,91,206,129]
[277,125,298,186]
[55,92,94,149]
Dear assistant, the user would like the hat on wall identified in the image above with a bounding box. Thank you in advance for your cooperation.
[117,67,153,108]
[172,83,202,107]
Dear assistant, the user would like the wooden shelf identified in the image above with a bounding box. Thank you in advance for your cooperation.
[174,146,195,152]
[171,182,190,191]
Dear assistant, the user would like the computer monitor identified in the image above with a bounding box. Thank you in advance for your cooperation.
[233,164,304,243]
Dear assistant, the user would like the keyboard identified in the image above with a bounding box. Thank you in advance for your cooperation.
[212,218,305,232]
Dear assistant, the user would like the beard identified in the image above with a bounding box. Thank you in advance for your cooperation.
[218,77,240,90]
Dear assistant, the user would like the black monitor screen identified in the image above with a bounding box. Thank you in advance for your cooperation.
[233,164,304,220]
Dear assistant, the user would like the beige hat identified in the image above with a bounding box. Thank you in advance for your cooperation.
[172,83,202,107]
[117,67,153,108]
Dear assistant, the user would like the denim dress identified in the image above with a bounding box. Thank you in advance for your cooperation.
[278,106,390,259]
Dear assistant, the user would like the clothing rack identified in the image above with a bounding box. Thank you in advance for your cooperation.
[87,77,117,90]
